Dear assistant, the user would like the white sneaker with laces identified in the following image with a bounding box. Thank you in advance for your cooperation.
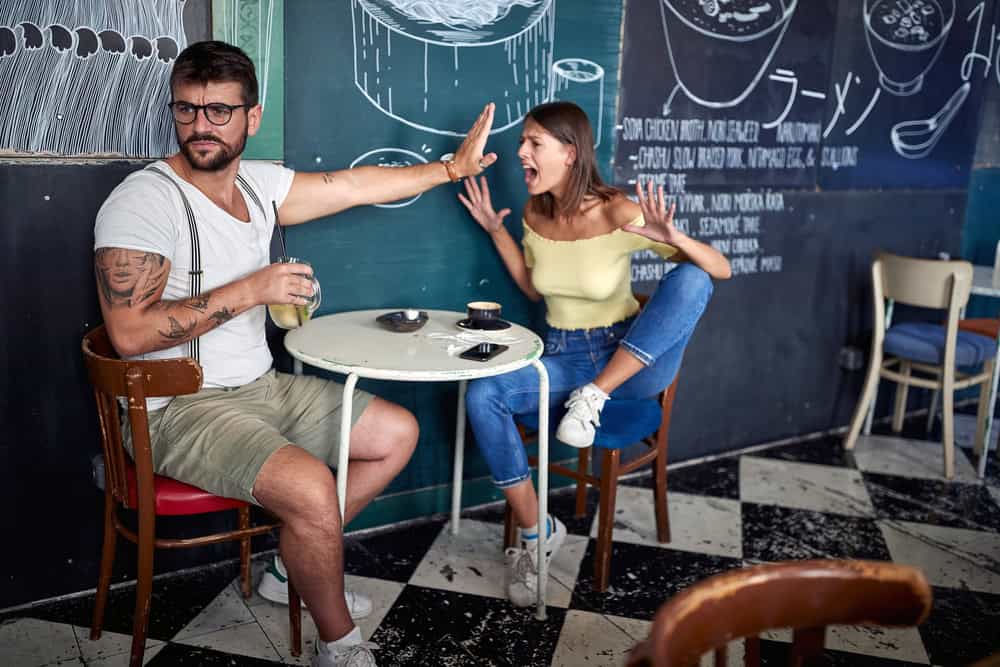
[312,640,379,667]
[257,555,373,620]
[555,383,609,448]
[506,516,567,607]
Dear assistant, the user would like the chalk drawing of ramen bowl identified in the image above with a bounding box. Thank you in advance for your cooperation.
[659,0,798,109]
[351,0,555,136]
[863,0,954,96]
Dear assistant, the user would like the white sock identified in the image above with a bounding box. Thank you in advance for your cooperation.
[520,515,553,547]
[319,626,362,654]
[581,382,610,401]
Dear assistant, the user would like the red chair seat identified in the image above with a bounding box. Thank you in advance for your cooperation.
[959,318,1000,339]
[125,467,246,516]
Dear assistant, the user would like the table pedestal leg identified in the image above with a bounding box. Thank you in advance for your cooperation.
[293,358,303,376]
[336,373,359,521]
[451,380,468,535]
[532,360,550,621]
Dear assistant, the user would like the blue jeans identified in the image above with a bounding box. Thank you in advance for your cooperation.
[466,263,714,488]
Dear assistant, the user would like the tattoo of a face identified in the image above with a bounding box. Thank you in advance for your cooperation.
[185,294,211,313]
[95,248,168,308]
[157,316,197,342]
[209,307,235,325]
[322,171,335,184]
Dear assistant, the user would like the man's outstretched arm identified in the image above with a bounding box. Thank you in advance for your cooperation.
[277,103,498,226]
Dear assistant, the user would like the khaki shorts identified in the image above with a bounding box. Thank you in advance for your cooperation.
[127,369,374,505]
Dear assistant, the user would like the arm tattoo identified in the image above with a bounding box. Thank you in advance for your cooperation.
[157,316,197,342]
[209,306,235,325]
[322,171,335,184]
[184,294,211,313]
[95,248,168,308]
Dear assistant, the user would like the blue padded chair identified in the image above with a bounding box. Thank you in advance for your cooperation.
[844,253,997,478]
[507,373,678,592]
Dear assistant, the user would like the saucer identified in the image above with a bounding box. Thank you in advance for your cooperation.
[456,317,512,331]
[376,310,428,333]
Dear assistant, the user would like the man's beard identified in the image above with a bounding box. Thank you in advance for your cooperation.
[177,128,247,171]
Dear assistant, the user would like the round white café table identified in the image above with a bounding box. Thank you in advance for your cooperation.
[283,309,552,618]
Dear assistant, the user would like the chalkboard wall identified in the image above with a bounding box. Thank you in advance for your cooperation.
[0,0,996,610]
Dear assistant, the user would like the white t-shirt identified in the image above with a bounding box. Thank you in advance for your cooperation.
[94,160,296,409]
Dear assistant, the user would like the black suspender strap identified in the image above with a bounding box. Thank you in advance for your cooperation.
[147,165,201,362]
[236,173,267,218]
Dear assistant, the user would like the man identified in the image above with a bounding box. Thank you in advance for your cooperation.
[94,41,496,667]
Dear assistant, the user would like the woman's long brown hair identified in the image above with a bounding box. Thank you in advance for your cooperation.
[525,101,619,221]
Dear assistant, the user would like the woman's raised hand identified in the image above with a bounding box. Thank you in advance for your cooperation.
[458,175,510,234]
[624,180,682,245]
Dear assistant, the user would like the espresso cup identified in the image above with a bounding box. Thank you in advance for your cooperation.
[467,301,502,323]
[268,257,322,330]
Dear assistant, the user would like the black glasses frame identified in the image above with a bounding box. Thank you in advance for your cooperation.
[168,101,252,126]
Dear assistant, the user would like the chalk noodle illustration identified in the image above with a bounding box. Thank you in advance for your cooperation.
[349,147,429,208]
[863,0,955,96]
[0,0,186,156]
[550,58,604,147]
[350,0,555,136]
[659,0,799,109]
[890,81,969,158]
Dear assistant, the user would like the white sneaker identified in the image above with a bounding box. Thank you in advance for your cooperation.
[312,640,379,667]
[258,555,373,620]
[506,516,567,607]
[555,384,609,448]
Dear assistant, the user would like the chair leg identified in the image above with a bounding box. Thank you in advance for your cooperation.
[575,448,590,517]
[974,360,994,458]
[502,502,519,549]
[653,447,670,544]
[926,388,940,433]
[238,506,252,599]
[594,449,621,593]
[129,504,155,667]
[846,351,882,450]
[892,361,911,433]
[288,579,302,657]
[90,491,118,640]
[942,382,956,479]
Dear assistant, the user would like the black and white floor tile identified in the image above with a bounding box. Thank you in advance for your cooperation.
[3,422,1000,666]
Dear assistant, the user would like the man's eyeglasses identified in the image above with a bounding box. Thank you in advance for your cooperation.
[168,101,251,126]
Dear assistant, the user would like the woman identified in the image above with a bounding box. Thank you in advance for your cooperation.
[458,101,731,606]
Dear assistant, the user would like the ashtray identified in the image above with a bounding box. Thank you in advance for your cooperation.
[376,310,428,333]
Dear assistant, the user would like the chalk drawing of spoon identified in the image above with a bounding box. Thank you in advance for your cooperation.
[890,82,970,160]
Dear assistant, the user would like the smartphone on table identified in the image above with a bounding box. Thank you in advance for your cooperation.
[459,343,508,362]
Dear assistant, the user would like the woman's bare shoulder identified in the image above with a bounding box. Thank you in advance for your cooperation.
[604,193,641,228]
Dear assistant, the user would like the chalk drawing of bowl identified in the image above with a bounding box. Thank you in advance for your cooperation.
[349,147,428,208]
[863,0,954,96]
[659,0,798,109]
[351,0,555,136]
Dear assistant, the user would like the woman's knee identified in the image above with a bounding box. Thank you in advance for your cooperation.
[466,377,507,415]
[660,263,713,305]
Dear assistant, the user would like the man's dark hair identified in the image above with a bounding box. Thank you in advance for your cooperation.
[170,41,258,106]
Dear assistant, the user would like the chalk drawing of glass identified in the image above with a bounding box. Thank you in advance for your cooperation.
[863,0,954,96]
[890,81,969,159]
[550,58,604,147]
[351,0,555,136]
[659,0,799,109]
[349,148,429,208]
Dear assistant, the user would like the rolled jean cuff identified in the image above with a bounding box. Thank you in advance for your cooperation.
[494,472,531,489]
[620,339,654,366]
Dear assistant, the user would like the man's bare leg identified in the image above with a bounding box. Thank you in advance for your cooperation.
[253,398,418,642]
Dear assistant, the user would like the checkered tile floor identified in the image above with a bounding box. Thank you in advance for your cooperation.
[3,415,999,666]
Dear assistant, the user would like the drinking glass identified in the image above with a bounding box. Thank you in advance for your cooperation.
[267,257,322,329]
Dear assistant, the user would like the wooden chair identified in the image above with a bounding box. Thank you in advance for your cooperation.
[505,294,675,592]
[625,560,933,667]
[844,252,996,478]
[82,326,301,667]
